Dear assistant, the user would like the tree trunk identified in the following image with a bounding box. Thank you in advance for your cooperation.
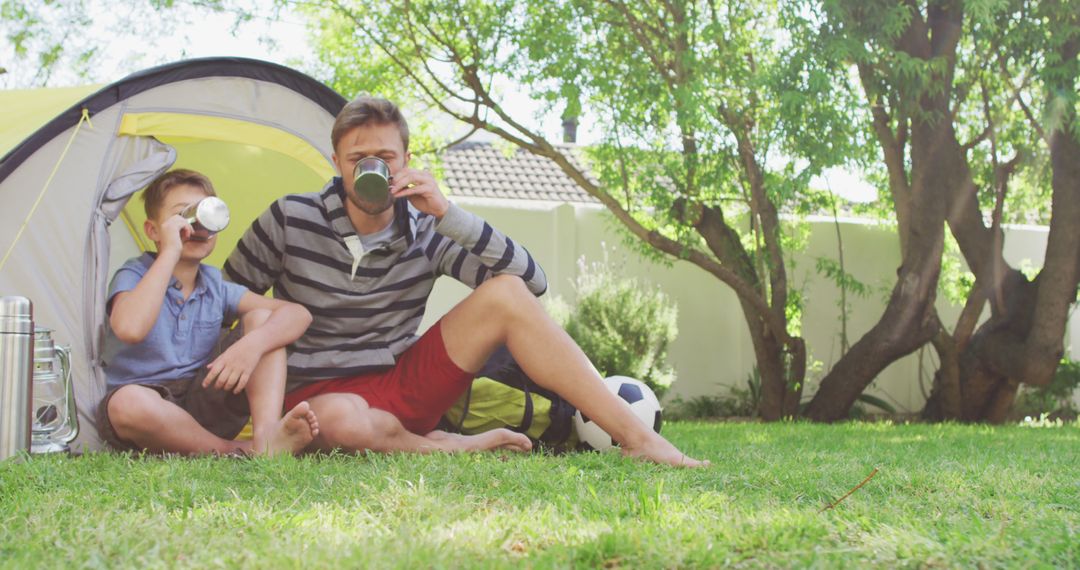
[742,301,804,420]
[924,271,1030,421]
[693,205,804,420]
[803,241,942,420]
[924,35,1080,422]
[804,1,965,421]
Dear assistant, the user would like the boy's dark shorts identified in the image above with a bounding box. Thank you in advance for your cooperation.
[96,371,250,452]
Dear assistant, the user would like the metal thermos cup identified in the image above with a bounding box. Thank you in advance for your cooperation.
[180,196,230,238]
[352,156,392,204]
[0,296,34,461]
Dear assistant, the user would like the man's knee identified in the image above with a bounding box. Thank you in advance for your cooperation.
[241,308,272,332]
[313,396,405,451]
[474,274,531,314]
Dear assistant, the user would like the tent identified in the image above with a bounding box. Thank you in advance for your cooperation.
[0,57,347,451]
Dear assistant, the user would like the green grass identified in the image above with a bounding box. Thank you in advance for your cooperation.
[2,422,1078,568]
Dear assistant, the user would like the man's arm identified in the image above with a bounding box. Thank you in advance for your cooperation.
[109,215,190,343]
[203,291,312,393]
[223,198,287,294]
[390,167,547,294]
[431,203,547,295]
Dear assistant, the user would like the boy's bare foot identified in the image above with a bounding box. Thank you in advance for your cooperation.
[426,428,533,453]
[255,401,320,456]
[622,434,709,468]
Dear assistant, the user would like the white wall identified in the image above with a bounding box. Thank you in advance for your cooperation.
[420,198,1077,411]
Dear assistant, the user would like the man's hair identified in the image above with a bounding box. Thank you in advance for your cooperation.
[332,96,410,153]
[142,169,216,219]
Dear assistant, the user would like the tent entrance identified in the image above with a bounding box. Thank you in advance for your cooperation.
[113,112,335,270]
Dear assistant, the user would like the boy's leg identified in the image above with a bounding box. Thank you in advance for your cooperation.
[440,274,707,467]
[107,383,250,455]
[305,391,531,454]
[238,309,319,455]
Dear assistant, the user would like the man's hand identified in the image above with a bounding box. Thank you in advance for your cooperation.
[203,339,261,394]
[390,167,450,219]
[158,214,194,256]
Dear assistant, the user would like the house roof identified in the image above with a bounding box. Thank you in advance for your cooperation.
[441,141,600,203]
[440,141,879,219]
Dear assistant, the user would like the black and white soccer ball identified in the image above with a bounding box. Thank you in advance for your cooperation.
[573,375,663,451]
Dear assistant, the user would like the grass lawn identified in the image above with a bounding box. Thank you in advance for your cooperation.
[1,421,1078,568]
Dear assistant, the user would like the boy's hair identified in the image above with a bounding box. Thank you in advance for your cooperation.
[142,169,216,219]
[332,96,410,153]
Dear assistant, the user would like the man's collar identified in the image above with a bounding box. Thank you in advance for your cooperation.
[324,177,417,245]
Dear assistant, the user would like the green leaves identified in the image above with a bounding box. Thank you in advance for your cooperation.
[563,252,680,397]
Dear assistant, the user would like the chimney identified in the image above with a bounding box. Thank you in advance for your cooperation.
[562,117,578,144]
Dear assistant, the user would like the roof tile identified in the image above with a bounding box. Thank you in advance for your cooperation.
[441,142,599,203]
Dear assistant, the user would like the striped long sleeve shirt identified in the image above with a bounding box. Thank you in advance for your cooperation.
[223,178,547,387]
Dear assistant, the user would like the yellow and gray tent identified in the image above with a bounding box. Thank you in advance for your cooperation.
[0,57,346,451]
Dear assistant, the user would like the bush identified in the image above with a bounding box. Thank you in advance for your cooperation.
[560,253,678,398]
[1011,358,1080,420]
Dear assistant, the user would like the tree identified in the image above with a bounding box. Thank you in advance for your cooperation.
[0,0,284,88]
[922,0,1080,422]
[1,0,97,87]
[802,0,961,420]
[805,0,1079,421]
[304,0,861,419]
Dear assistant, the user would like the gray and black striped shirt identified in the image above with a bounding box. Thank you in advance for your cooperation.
[223,178,547,386]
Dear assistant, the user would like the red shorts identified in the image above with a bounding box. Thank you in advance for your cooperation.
[283,321,472,434]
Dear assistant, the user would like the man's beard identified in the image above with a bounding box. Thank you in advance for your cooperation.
[351,193,395,215]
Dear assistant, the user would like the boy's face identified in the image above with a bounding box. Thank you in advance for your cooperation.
[332,121,411,215]
[144,183,216,261]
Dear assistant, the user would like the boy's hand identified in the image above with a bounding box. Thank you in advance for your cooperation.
[159,214,194,255]
[204,342,261,394]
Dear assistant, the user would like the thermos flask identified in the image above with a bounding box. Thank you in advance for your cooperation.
[0,296,34,461]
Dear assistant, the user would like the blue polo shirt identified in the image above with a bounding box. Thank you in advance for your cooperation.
[101,253,248,389]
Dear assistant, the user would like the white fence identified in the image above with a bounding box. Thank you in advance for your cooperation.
[422,198,1079,412]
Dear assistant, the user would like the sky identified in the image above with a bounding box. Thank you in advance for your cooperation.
[1,0,875,202]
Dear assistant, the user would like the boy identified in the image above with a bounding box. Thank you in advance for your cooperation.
[98,169,318,456]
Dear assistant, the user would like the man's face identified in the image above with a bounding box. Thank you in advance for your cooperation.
[148,183,216,260]
[332,122,410,215]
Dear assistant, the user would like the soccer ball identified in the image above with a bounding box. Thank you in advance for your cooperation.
[573,375,663,451]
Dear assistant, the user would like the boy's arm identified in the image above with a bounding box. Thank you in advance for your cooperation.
[109,216,190,343]
[203,291,312,393]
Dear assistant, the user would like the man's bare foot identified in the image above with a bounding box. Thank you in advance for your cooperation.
[253,401,320,456]
[426,428,533,453]
[622,434,709,468]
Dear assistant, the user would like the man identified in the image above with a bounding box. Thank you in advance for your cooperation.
[225,96,706,467]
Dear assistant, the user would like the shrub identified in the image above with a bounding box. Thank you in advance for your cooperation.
[561,253,678,398]
[1011,358,1080,420]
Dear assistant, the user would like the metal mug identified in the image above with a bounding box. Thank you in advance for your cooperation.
[352,156,392,207]
[180,196,230,241]
[30,327,78,454]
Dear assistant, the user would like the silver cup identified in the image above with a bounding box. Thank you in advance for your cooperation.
[180,196,230,241]
[352,157,392,208]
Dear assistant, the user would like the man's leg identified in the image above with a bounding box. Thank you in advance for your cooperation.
[239,309,320,455]
[304,392,531,454]
[441,274,707,467]
[107,384,250,455]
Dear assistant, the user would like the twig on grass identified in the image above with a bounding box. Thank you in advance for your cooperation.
[819,468,879,513]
